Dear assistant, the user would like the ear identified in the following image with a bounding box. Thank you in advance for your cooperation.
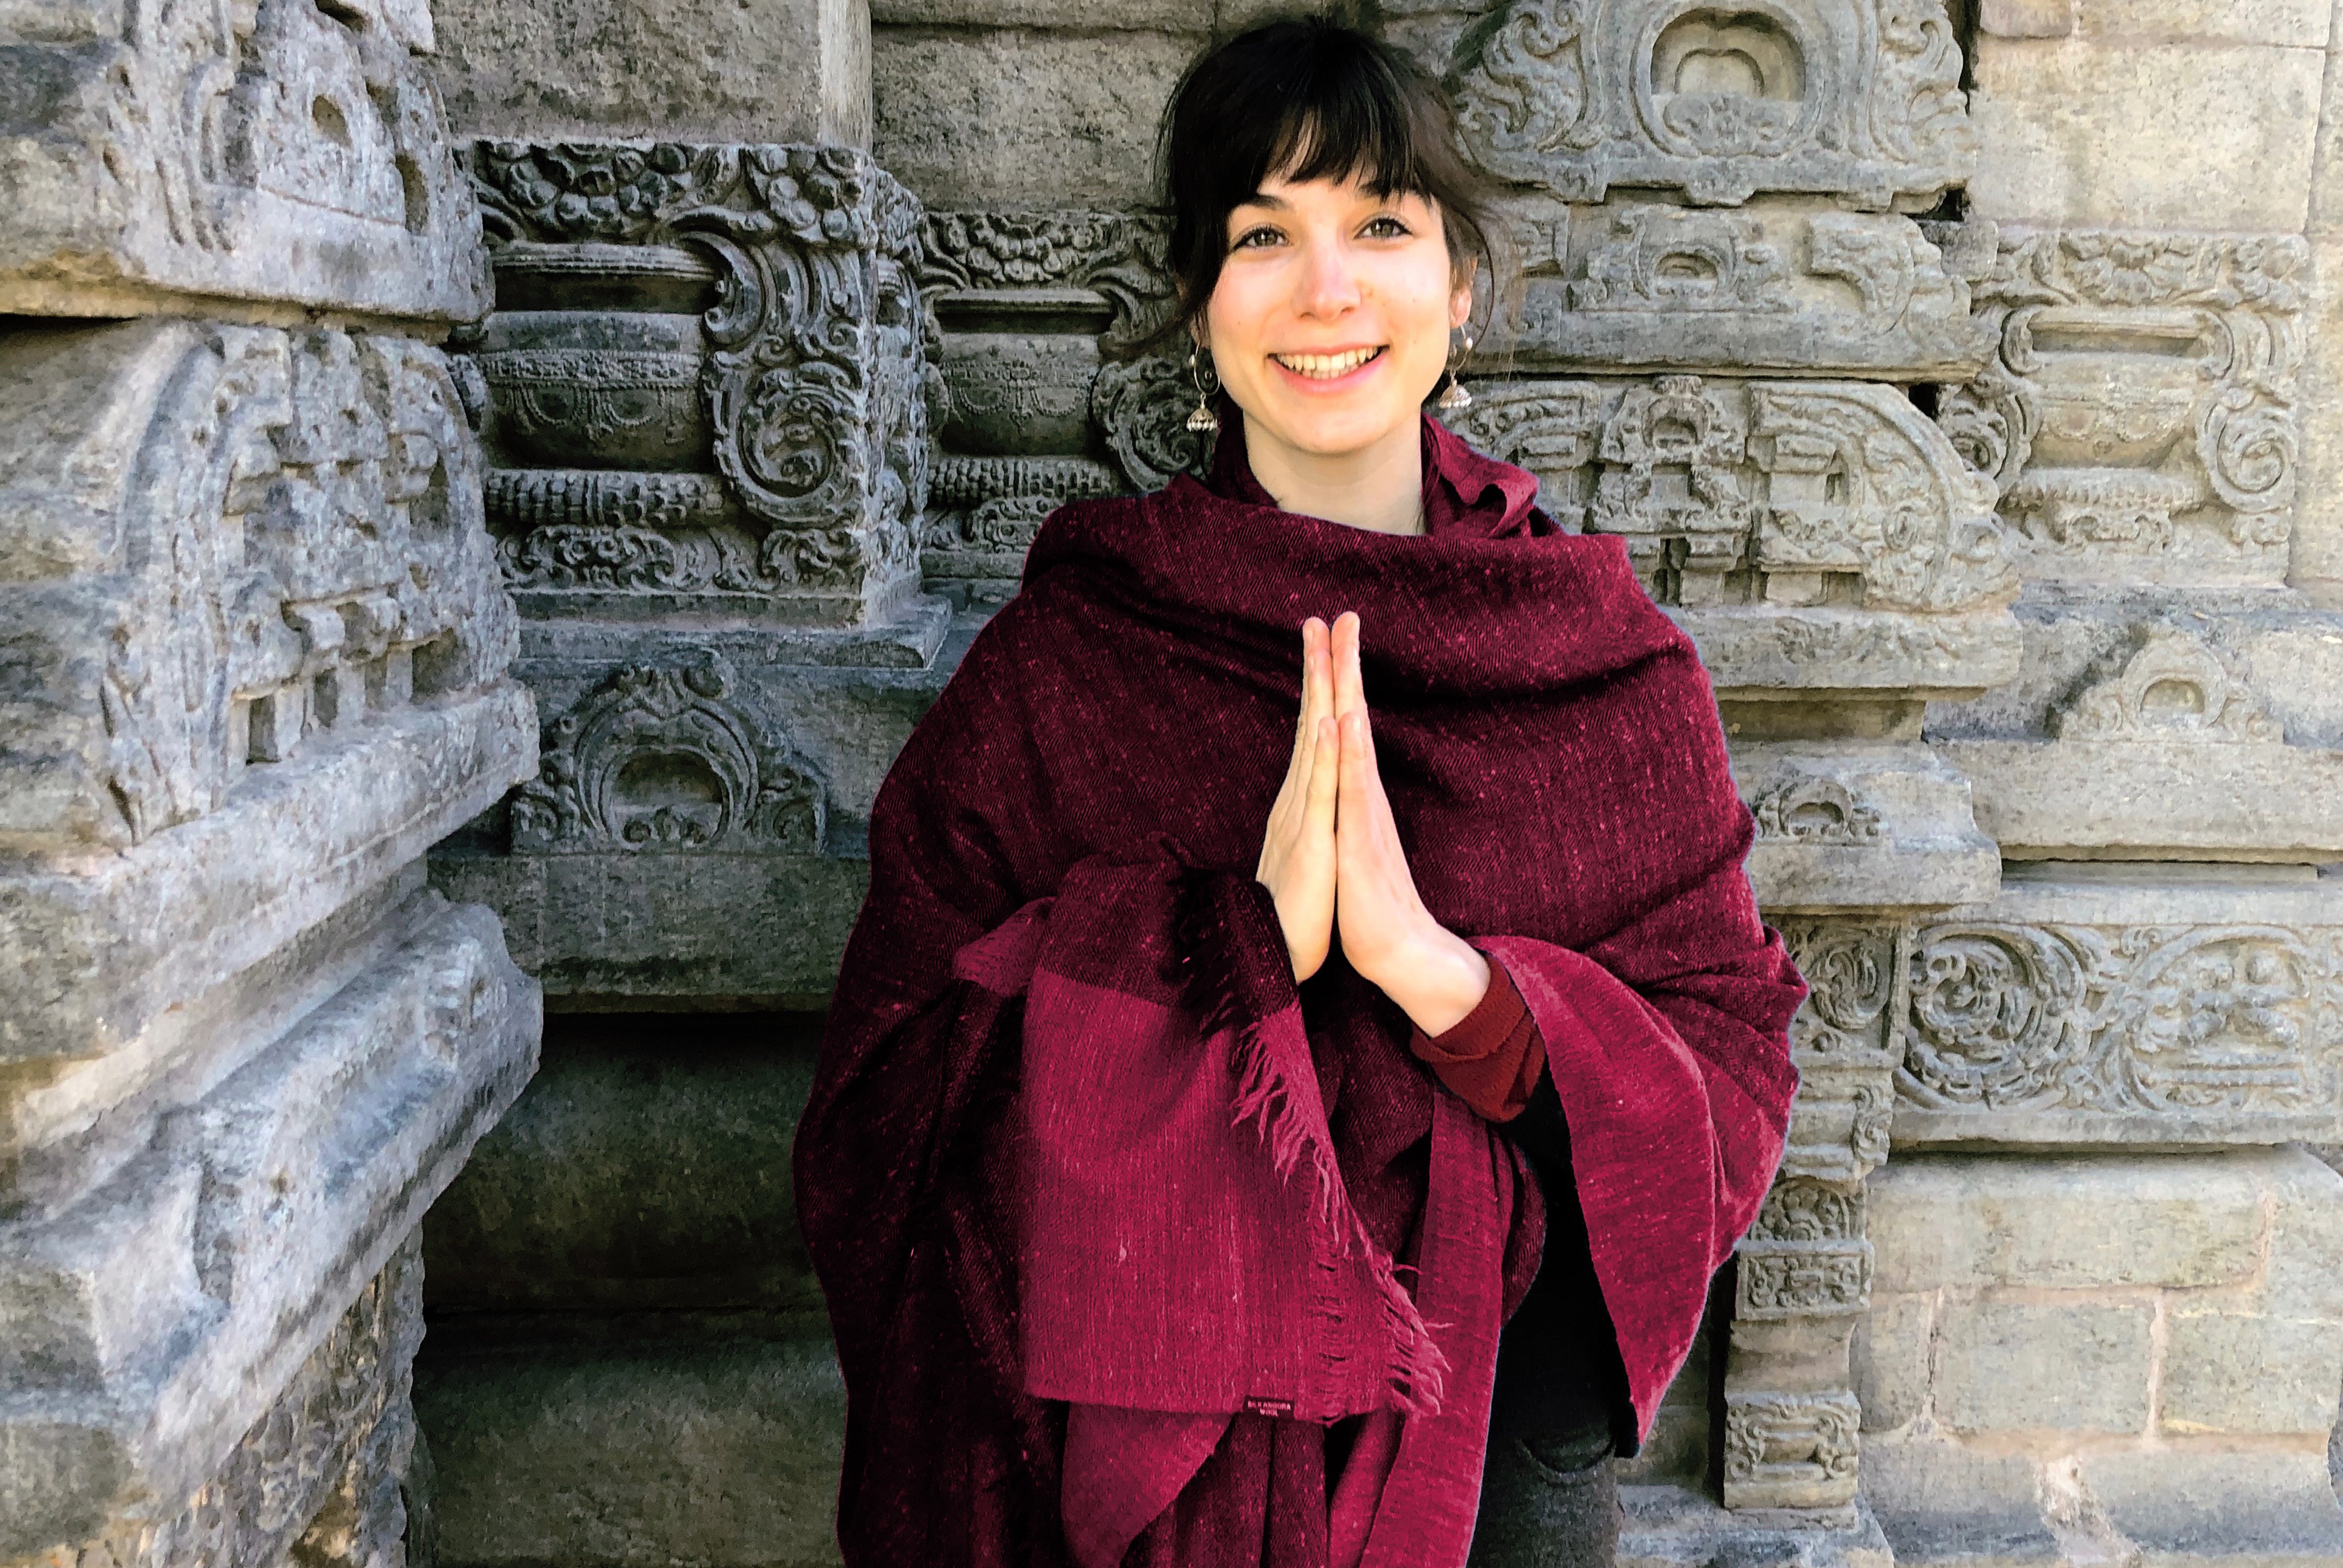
[1189,315,1210,355]
[1449,256,1478,332]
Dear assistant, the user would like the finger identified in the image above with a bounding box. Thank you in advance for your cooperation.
[1306,713,1339,832]
[1332,610,1364,720]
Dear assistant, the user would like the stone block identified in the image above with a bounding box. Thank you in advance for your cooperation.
[1449,377,2013,616]
[1503,204,1992,381]
[0,318,521,860]
[2288,234,2343,606]
[1967,40,2322,230]
[1867,1154,2266,1293]
[871,0,1207,25]
[464,141,929,630]
[2160,1312,2343,1436]
[2077,1451,2343,1566]
[1896,872,2343,1146]
[0,895,539,1558]
[1449,0,1975,211]
[1935,228,2309,594]
[413,1333,847,1568]
[2255,1145,2343,1322]
[1733,742,2000,913]
[433,0,870,145]
[0,0,489,321]
[1934,1300,2152,1434]
[1852,1291,1933,1434]
[1723,1389,1863,1509]
[1861,1437,2062,1566]
[2073,0,2330,47]
[873,27,1199,208]
[424,1013,824,1314]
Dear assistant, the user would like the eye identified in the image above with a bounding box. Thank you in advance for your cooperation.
[1231,224,1285,250]
[1363,214,1413,239]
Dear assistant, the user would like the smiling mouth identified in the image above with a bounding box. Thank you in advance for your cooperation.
[1270,346,1386,379]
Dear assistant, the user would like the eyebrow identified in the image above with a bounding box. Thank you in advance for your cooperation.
[1236,191,1290,210]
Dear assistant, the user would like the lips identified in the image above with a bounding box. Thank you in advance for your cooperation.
[1270,346,1385,379]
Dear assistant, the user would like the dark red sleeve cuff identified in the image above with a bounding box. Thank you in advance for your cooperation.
[1407,950,1547,1123]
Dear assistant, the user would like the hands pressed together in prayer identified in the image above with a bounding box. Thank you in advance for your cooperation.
[1254,612,1493,1037]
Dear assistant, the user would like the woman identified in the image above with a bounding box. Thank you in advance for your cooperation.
[792,18,1806,1568]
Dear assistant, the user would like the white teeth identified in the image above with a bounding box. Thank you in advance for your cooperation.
[1273,346,1383,379]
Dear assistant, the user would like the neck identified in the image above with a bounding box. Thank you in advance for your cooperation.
[1239,409,1424,536]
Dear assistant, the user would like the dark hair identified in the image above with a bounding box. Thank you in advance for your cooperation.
[1144,15,1509,356]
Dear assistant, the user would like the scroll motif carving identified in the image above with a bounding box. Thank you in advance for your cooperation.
[1902,921,2335,1116]
[2051,630,2282,745]
[464,142,928,621]
[1093,357,1216,492]
[1449,377,2010,611]
[1453,0,1975,210]
[1722,1391,1862,1508]
[1939,229,2307,584]
[1738,1179,1872,1320]
[511,656,826,855]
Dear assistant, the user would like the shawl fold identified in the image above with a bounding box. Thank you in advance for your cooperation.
[792,413,1807,1568]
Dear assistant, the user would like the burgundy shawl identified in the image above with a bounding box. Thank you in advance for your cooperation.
[793,413,1806,1567]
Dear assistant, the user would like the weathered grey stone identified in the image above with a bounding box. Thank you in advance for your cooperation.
[873,27,1199,208]
[1896,871,2343,1146]
[1735,742,1999,912]
[1503,204,1992,379]
[1450,376,2013,613]
[2161,1312,2343,1435]
[464,140,931,630]
[1967,38,2323,230]
[432,0,872,145]
[413,1333,847,1568]
[0,0,490,321]
[1936,1300,2154,1434]
[1937,228,2310,590]
[1451,0,1976,211]
[1859,1439,2062,1566]
[2077,1451,2343,1567]
[1850,1291,1932,1433]
[423,1013,824,1314]
[0,895,538,1558]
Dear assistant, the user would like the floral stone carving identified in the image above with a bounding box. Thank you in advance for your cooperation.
[1449,376,2010,612]
[511,656,827,855]
[1938,229,2307,587]
[464,142,929,625]
[2051,630,2282,745]
[1452,0,1975,210]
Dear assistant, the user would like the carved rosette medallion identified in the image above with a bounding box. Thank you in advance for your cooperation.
[464,142,929,624]
[510,656,827,855]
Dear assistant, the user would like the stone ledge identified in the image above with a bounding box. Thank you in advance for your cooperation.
[0,681,537,1067]
[0,892,540,1556]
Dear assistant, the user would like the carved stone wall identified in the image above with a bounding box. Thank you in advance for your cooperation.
[0,1,542,1562]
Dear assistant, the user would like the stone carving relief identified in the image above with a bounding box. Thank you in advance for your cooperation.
[511,656,827,855]
[1513,205,1990,377]
[89,1235,428,1568]
[0,0,488,319]
[1778,919,1904,1181]
[1737,1178,1872,1320]
[0,319,515,856]
[1902,919,2339,1123]
[1452,0,1975,210]
[1938,229,2307,585]
[463,142,928,625]
[2050,630,2282,745]
[1751,776,1885,844]
[1722,1391,1863,1509]
[919,210,1175,349]
[1093,356,1218,492]
[923,455,1122,606]
[1450,376,2010,612]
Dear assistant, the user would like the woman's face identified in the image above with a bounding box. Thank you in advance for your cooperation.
[1200,171,1474,460]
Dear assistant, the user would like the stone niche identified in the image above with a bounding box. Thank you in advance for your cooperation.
[0,0,490,322]
[0,317,540,1563]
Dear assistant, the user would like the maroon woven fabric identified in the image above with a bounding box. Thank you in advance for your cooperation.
[791,411,1806,1567]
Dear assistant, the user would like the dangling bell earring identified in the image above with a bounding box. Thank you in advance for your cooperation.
[1186,347,1221,433]
[1436,329,1475,413]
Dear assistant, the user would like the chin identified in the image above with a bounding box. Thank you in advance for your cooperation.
[1257,396,1426,457]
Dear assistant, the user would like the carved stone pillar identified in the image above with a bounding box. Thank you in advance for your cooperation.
[0,2,541,1560]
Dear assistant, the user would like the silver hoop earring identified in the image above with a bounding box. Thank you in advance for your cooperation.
[1186,348,1221,433]
[1435,329,1475,413]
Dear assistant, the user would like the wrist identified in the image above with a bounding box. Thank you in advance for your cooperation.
[1381,922,1490,1037]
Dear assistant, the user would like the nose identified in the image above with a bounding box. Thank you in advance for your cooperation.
[1293,229,1362,320]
